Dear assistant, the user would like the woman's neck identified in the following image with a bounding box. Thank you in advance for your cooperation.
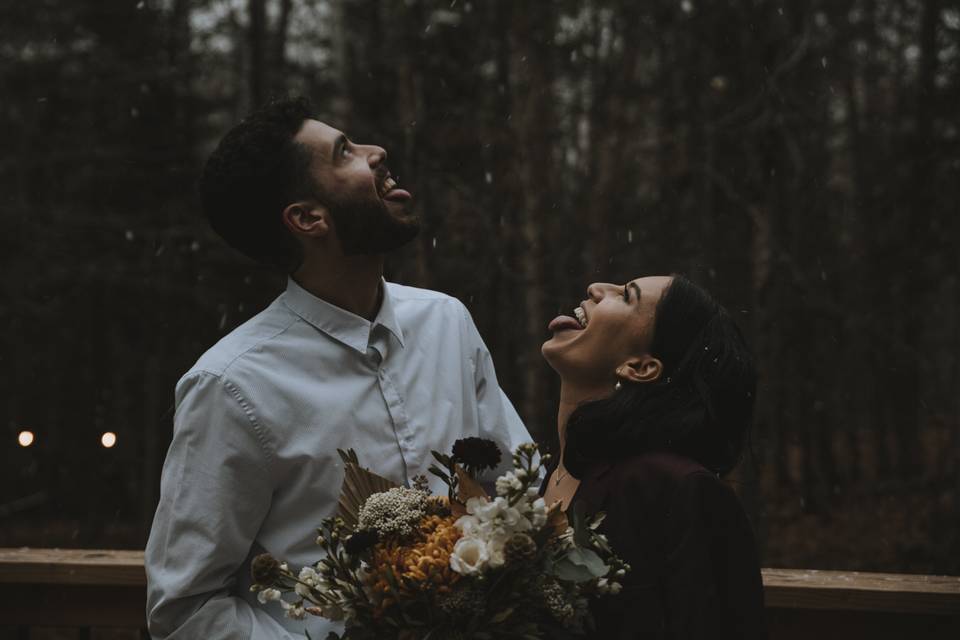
[556,380,610,463]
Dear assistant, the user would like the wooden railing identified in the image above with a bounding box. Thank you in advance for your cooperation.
[2,548,959,638]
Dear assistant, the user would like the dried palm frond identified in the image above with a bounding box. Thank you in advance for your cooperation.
[454,465,488,504]
[448,464,490,518]
[336,449,400,528]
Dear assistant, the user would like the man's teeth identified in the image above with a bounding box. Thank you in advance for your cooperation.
[381,176,397,195]
[573,307,587,328]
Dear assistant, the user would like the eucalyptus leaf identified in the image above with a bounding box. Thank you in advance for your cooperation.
[490,606,514,623]
[553,547,609,582]
[570,503,591,547]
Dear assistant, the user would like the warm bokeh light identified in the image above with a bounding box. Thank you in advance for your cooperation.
[101,432,117,448]
[18,430,35,447]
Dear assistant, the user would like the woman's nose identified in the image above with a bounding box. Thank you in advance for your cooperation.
[587,282,615,301]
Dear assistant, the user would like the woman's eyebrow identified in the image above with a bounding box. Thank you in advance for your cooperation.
[628,282,642,303]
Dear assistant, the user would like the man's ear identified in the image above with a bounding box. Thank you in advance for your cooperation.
[617,355,663,385]
[282,201,330,238]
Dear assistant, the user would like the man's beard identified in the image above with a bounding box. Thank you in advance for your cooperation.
[328,197,420,256]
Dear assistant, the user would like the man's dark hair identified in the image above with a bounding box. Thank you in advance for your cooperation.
[200,97,317,271]
[563,275,757,478]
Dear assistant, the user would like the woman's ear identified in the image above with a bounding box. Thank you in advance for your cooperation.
[617,355,663,385]
[282,201,330,238]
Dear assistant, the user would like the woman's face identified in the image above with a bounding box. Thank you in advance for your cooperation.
[542,276,673,388]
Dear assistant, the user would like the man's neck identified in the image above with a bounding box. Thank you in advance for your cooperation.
[292,253,386,321]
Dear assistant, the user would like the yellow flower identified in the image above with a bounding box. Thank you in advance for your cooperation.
[367,514,463,617]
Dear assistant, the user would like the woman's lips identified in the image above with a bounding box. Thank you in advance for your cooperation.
[548,315,584,333]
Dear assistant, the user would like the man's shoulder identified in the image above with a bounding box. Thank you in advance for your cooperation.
[386,281,462,306]
[182,297,298,382]
[386,282,472,324]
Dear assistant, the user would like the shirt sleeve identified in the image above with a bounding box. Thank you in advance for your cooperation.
[145,372,302,639]
[662,472,767,640]
[459,303,532,473]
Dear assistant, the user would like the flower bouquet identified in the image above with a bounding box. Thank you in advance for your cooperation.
[250,439,628,639]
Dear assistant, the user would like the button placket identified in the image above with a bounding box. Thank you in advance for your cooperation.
[370,326,415,475]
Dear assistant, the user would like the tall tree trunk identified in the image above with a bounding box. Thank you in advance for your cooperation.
[248,0,267,108]
[892,0,940,478]
[271,0,293,95]
[508,3,555,428]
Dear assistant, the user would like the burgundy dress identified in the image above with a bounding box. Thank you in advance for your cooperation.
[540,451,767,639]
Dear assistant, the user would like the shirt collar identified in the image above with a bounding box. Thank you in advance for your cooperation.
[281,277,405,354]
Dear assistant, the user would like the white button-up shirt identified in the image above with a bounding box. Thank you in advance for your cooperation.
[145,278,530,639]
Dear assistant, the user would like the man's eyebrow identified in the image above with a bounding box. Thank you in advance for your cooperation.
[628,282,642,304]
[331,133,347,163]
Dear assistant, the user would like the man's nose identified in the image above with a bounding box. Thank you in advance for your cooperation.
[365,145,387,168]
[587,282,617,301]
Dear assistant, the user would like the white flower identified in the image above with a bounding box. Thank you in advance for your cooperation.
[465,496,490,516]
[295,566,319,597]
[486,535,508,568]
[499,504,531,531]
[455,514,482,536]
[472,496,507,522]
[449,536,490,575]
[495,471,524,496]
[358,487,428,537]
[530,497,547,528]
[281,599,306,620]
[257,588,282,604]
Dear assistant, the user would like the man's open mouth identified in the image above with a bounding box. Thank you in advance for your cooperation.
[377,172,412,202]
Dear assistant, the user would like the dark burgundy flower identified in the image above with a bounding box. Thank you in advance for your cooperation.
[251,553,282,585]
[452,437,502,473]
[344,529,380,555]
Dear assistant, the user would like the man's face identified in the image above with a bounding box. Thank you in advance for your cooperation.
[294,119,420,255]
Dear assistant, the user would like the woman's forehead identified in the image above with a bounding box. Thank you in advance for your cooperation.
[629,275,672,298]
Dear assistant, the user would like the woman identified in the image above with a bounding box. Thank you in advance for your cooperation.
[540,275,766,639]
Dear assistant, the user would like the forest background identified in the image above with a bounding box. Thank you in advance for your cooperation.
[2,0,959,575]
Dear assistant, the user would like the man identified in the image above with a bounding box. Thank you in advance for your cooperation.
[145,97,529,639]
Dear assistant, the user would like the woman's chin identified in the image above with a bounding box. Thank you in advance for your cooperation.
[541,340,560,368]
[541,339,574,375]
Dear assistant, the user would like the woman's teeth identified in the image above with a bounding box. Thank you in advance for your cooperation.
[573,307,587,328]
[381,176,397,196]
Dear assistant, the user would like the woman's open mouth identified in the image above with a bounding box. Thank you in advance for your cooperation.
[547,305,588,332]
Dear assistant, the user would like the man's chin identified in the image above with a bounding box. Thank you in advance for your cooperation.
[339,222,421,256]
[384,199,418,221]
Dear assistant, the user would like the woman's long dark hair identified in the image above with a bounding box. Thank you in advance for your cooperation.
[563,275,756,478]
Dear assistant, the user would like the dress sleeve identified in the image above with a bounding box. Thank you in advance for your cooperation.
[145,372,302,639]
[662,471,767,639]
[458,302,532,474]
